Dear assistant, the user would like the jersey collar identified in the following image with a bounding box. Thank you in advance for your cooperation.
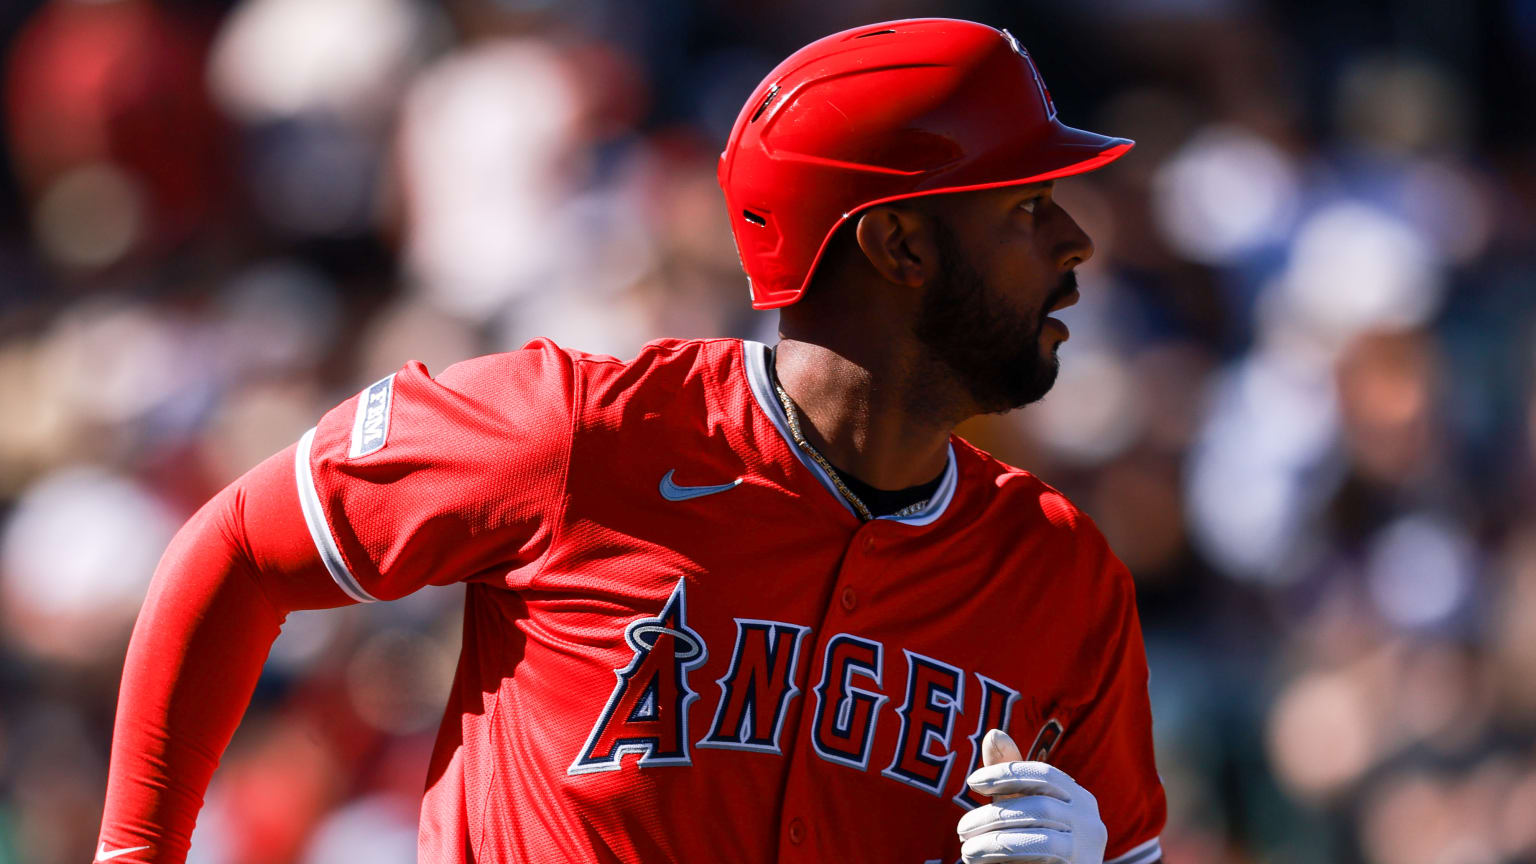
[741,340,958,527]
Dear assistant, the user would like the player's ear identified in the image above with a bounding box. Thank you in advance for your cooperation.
[854,205,939,289]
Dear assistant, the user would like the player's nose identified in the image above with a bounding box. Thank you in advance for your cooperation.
[1052,202,1094,271]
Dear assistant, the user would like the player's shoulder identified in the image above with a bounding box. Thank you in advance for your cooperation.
[951,437,1089,528]
[429,336,573,378]
[430,336,735,389]
[564,336,745,398]
[951,435,1120,569]
[572,336,742,371]
[422,337,743,433]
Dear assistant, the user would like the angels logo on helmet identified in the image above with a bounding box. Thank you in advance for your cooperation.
[1000,28,1057,120]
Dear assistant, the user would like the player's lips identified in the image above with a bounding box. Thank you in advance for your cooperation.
[1042,288,1079,341]
[1047,289,1080,314]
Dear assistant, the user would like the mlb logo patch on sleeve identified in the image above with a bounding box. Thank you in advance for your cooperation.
[349,374,396,458]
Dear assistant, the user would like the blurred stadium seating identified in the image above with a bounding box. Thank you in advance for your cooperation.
[0,1,1533,862]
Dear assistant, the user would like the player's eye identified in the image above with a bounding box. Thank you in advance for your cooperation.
[1018,195,1046,215]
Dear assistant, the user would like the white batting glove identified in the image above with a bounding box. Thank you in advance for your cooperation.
[955,729,1108,864]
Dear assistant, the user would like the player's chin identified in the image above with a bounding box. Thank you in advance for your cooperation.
[988,351,1060,412]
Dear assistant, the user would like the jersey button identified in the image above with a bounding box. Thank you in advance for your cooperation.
[840,586,857,611]
[788,817,806,845]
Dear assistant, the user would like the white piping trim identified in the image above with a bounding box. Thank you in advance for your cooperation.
[1106,837,1162,864]
[888,442,957,526]
[740,341,957,525]
[743,341,851,515]
[294,427,378,603]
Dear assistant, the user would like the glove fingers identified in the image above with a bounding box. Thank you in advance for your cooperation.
[960,828,1071,864]
[956,797,1075,841]
[965,761,1076,801]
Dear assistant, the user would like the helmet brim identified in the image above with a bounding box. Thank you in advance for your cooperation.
[1003,121,1135,184]
[879,121,1135,206]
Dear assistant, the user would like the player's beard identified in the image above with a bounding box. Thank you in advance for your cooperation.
[914,221,1072,415]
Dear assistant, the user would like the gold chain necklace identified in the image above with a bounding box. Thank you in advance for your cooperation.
[773,380,874,521]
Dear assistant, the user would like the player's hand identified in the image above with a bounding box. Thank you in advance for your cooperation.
[955,729,1108,864]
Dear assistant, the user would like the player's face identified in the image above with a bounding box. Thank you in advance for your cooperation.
[913,182,1093,414]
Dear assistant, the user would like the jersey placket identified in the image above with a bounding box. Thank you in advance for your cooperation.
[775,518,891,861]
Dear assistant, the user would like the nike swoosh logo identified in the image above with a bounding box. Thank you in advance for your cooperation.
[659,469,743,501]
[96,843,151,862]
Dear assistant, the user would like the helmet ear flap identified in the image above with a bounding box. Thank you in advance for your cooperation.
[730,205,790,297]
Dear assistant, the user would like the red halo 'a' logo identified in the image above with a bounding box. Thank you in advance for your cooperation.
[1000,29,1057,121]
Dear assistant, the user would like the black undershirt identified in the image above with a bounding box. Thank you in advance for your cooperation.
[826,461,945,518]
[769,348,945,517]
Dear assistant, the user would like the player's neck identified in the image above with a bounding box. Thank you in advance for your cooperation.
[771,337,960,491]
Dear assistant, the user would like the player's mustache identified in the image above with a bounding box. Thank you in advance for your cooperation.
[1044,271,1078,311]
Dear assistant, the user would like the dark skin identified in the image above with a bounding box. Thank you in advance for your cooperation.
[774,180,1093,491]
[777,184,1164,863]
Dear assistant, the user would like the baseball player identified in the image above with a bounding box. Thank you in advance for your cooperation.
[97,18,1164,864]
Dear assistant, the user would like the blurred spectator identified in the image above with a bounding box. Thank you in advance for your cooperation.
[0,1,1532,862]
[6,0,227,272]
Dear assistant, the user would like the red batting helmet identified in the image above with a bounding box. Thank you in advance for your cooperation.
[718,18,1134,310]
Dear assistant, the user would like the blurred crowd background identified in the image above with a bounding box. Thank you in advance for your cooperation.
[0,0,1532,862]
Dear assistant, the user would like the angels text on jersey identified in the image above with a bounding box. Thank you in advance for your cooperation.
[568,577,1063,809]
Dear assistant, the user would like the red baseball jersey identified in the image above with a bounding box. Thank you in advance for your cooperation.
[296,337,1165,864]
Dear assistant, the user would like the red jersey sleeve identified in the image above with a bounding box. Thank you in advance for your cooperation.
[101,342,575,862]
[296,340,577,602]
[1051,524,1167,864]
[99,443,349,864]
